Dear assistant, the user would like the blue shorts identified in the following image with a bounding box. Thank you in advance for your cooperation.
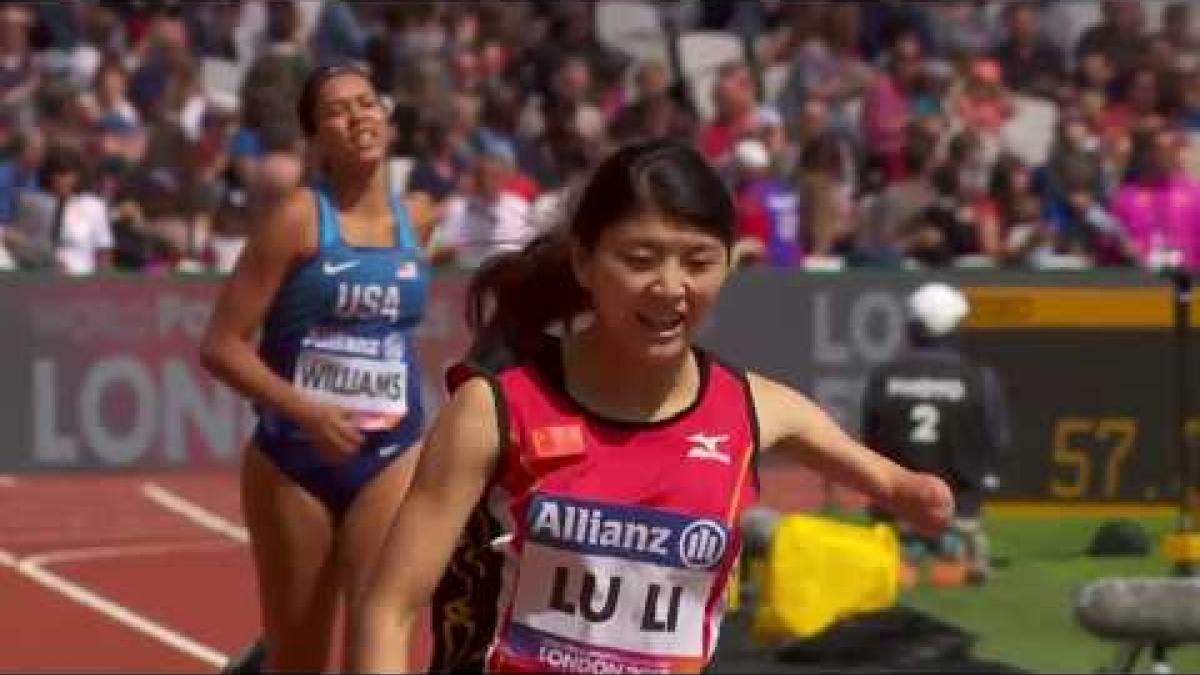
[253,385,424,522]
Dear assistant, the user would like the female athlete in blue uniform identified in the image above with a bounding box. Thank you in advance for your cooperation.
[200,63,432,671]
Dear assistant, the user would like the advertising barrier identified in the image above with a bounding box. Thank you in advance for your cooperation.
[0,274,471,473]
[0,269,1195,505]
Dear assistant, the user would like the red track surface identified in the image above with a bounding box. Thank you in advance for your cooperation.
[0,460,852,673]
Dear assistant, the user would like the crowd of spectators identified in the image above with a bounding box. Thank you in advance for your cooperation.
[0,0,1197,276]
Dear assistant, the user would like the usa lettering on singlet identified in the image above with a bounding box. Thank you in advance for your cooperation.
[498,494,730,674]
[293,326,409,430]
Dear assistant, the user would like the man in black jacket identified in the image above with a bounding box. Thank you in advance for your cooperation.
[862,283,1010,584]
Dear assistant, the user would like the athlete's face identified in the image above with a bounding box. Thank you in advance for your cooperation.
[573,212,729,364]
[313,73,390,167]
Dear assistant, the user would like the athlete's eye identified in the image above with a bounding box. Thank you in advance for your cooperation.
[621,251,658,270]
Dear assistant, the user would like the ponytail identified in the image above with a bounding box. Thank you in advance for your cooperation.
[465,226,589,361]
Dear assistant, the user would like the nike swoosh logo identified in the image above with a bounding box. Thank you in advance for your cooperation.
[323,260,360,275]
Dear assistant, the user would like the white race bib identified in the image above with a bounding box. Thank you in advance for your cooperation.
[496,496,729,673]
[292,330,408,428]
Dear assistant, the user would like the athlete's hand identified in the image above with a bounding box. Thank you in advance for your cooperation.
[888,470,954,539]
[297,403,364,463]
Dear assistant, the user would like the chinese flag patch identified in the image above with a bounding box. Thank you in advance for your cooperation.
[530,425,586,460]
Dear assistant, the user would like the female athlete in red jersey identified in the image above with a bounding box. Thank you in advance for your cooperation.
[348,139,953,673]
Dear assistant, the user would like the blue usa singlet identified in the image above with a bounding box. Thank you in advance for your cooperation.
[253,182,428,519]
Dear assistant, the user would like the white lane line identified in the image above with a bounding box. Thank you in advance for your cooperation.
[1,541,231,668]
[30,539,236,566]
[0,475,17,487]
[141,482,249,544]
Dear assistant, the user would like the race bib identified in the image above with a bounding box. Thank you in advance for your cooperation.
[293,329,408,430]
[497,495,730,673]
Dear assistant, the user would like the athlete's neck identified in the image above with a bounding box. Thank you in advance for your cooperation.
[324,160,391,218]
[561,327,698,424]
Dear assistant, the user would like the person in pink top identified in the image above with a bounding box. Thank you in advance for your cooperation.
[1112,126,1200,270]
[861,30,936,183]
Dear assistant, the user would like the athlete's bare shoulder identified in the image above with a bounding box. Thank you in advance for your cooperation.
[244,185,321,266]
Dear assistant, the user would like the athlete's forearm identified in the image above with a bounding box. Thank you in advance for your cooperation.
[199,334,313,424]
[789,399,903,506]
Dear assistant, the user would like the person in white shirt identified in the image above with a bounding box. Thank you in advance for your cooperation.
[41,145,113,275]
[429,139,534,269]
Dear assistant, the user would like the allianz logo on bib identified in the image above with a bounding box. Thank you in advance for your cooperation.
[527,495,728,571]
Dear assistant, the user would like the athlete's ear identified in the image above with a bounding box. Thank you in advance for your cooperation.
[568,237,593,293]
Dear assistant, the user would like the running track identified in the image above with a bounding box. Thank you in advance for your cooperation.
[0,459,857,672]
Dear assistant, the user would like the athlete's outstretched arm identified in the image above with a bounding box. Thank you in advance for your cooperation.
[349,376,502,672]
[198,189,363,459]
[749,373,954,536]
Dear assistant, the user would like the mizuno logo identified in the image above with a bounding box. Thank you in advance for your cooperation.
[686,432,730,464]
[323,260,360,275]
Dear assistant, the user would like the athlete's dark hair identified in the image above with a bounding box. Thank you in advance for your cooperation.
[295,61,375,137]
[465,139,735,359]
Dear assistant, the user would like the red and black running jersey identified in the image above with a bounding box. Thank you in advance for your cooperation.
[430,335,760,673]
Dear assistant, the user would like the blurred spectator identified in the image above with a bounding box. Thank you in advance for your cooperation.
[699,61,783,169]
[782,97,858,190]
[184,2,242,61]
[310,0,368,64]
[924,1,995,64]
[609,59,696,146]
[1156,2,1199,73]
[430,138,534,269]
[1071,49,1118,106]
[518,1,628,103]
[524,103,592,194]
[991,2,1067,101]
[1044,181,1131,266]
[1000,191,1058,267]
[0,122,42,224]
[520,54,606,147]
[77,59,139,129]
[407,117,468,204]
[127,9,192,125]
[771,3,875,137]
[796,131,858,257]
[986,154,1040,258]
[859,127,938,264]
[32,144,112,275]
[861,29,940,183]
[947,58,1015,147]
[1075,1,1149,70]
[1041,111,1108,216]
[900,164,980,267]
[858,1,937,62]
[1113,125,1200,270]
[1102,66,1169,139]
[731,137,801,268]
[0,3,38,118]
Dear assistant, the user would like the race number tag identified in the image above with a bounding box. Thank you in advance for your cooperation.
[497,495,730,673]
[293,329,408,430]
